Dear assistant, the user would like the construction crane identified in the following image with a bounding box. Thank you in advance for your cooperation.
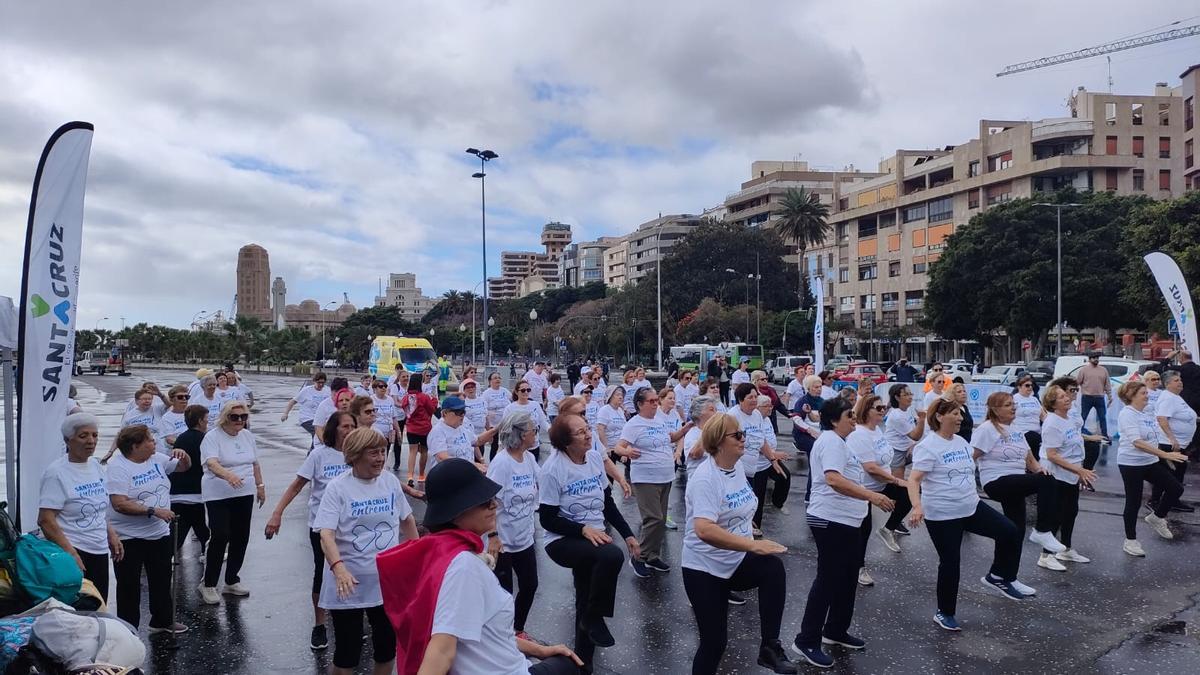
[997,22,1200,77]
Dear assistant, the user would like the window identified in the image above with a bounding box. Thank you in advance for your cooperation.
[838,267,849,283]
[1132,136,1144,158]
[1160,137,1171,159]
[927,197,953,223]
[905,290,925,307]
[987,151,1013,172]
[889,261,900,277]
[839,296,855,312]
[902,204,926,222]
[968,160,980,177]
[857,219,877,238]
[858,264,877,281]
[912,228,926,247]
[913,256,927,274]
[1105,136,1118,155]
[1105,102,1117,125]
[1160,169,1171,191]
[879,212,897,228]
[836,224,848,242]
[927,223,953,247]
[968,190,980,209]
[1131,102,1143,126]
[887,233,901,252]
[838,197,849,210]
[860,294,876,310]
[1133,169,1145,192]
[882,292,899,309]
[1105,169,1118,191]
[1187,139,1194,169]
[985,182,1012,205]
[1186,97,1194,131]
[1159,102,1170,126]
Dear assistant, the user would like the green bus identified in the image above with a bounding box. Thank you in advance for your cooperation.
[670,342,764,381]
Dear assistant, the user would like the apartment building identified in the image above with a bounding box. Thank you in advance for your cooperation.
[626,214,703,284]
[808,70,1198,363]
[1182,64,1199,190]
[374,272,436,321]
[561,236,621,287]
[488,222,573,299]
[603,235,629,287]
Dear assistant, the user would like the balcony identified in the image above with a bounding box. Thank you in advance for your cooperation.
[1032,118,1094,141]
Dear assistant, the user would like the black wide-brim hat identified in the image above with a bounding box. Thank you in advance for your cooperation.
[422,458,501,528]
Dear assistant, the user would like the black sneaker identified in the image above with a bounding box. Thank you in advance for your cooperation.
[579,615,615,648]
[789,639,833,668]
[727,591,747,605]
[893,523,912,536]
[645,558,670,573]
[310,625,328,651]
[821,633,866,650]
[629,558,650,578]
[757,639,798,674]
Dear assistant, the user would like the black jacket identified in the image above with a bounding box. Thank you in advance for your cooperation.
[169,428,205,496]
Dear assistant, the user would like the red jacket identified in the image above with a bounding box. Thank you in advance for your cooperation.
[400,392,437,435]
[378,529,483,674]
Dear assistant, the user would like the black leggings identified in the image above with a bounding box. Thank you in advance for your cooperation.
[796,517,860,648]
[309,530,324,595]
[391,421,406,470]
[171,501,209,552]
[982,472,1058,536]
[113,535,173,629]
[494,545,539,632]
[924,502,1020,616]
[545,538,624,667]
[1083,439,1102,470]
[751,463,791,527]
[682,552,786,675]
[1119,462,1183,539]
[329,604,395,669]
[881,483,913,531]
[77,550,110,603]
[1025,431,1043,461]
[204,495,253,587]
[1051,480,1080,549]
[1151,445,1189,504]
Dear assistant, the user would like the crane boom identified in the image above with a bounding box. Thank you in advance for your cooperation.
[997,24,1200,77]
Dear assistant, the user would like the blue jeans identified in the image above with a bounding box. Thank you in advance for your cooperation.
[1080,394,1109,438]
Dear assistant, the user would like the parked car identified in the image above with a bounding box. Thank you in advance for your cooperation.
[825,355,853,374]
[768,355,812,383]
[944,361,974,384]
[834,362,889,386]
[1053,356,1158,385]
[1027,360,1056,385]
[973,363,1029,387]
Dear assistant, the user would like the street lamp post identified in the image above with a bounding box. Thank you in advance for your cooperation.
[653,219,665,372]
[459,324,467,361]
[753,251,762,344]
[486,317,495,364]
[467,147,498,366]
[1033,202,1083,358]
[528,309,538,359]
[320,301,338,361]
[470,279,484,364]
[725,268,750,341]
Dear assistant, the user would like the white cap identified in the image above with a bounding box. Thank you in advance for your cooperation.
[580,366,592,376]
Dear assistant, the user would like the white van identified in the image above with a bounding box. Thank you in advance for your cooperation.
[1052,356,1158,384]
[769,355,812,383]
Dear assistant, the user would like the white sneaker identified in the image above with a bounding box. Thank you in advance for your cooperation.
[1029,530,1066,553]
[857,569,875,587]
[1123,539,1145,557]
[1037,552,1067,571]
[665,516,678,531]
[1145,514,1174,540]
[876,527,901,553]
[198,584,220,605]
[1055,549,1091,564]
[777,504,791,515]
[222,582,251,597]
[1010,579,1037,596]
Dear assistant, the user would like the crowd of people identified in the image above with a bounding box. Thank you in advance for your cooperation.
[37,350,1199,673]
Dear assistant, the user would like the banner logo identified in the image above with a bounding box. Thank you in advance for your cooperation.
[28,293,70,324]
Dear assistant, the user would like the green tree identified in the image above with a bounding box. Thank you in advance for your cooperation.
[773,187,831,306]
[1118,190,1200,334]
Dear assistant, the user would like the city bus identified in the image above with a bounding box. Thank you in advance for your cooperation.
[368,336,437,377]
[670,342,764,381]
[670,344,705,374]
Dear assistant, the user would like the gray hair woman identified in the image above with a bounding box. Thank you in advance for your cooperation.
[39,413,122,602]
[684,394,720,477]
[193,374,222,424]
[484,411,542,639]
[1150,370,1196,512]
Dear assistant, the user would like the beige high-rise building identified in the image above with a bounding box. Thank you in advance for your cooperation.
[603,235,629,287]
[807,67,1199,363]
[488,222,572,299]
[235,244,272,323]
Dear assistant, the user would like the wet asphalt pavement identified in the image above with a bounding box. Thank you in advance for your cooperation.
[75,368,1200,675]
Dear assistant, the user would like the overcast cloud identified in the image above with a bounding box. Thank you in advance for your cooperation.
[0,1,1193,328]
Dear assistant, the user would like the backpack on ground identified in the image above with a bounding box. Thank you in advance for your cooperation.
[28,607,144,671]
[13,537,81,605]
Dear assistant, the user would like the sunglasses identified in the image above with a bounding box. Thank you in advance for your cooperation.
[174,395,190,400]
[518,388,531,393]
[931,368,943,373]
[724,431,746,441]
[373,383,387,388]
[873,405,888,412]
[228,414,249,422]
[1068,387,1080,393]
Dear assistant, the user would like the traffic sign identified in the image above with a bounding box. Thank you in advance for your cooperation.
[1169,318,1179,336]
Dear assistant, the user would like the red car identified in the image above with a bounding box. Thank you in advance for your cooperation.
[834,362,888,386]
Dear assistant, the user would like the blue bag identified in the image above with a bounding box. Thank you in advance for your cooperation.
[14,535,82,604]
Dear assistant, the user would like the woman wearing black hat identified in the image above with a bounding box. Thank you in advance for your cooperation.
[540,414,640,670]
[410,458,582,674]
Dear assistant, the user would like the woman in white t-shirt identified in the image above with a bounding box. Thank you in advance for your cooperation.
[191,374,223,426]
[1034,387,1097,571]
[198,401,265,605]
[595,387,626,458]
[368,379,399,447]
[1114,380,1187,556]
[485,411,542,640]
[263,410,355,651]
[683,395,720,478]
[616,386,693,575]
[460,378,488,435]
[38,413,121,602]
[793,397,893,668]
[121,387,160,430]
[214,371,241,408]
[156,384,191,456]
[546,373,566,422]
[1011,375,1046,459]
[682,412,795,675]
[674,370,699,421]
[883,384,926,487]
[845,394,910,586]
[316,428,418,675]
[482,372,512,459]
[408,458,581,675]
[703,380,726,413]
[1150,371,1196,510]
[282,372,328,440]
[503,382,551,459]
[907,399,1025,633]
[750,395,791,534]
[106,423,191,634]
[974,389,1070,578]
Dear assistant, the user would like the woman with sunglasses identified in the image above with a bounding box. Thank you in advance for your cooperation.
[907,399,1025,633]
[427,396,497,474]
[198,401,265,605]
[674,370,699,422]
[883,384,925,501]
[847,394,911,580]
[704,380,726,413]
[921,367,946,413]
[682,413,796,675]
[156,384,192,456]
[540,414,639,668]
[596,386,627,463]
[974,391,1065,577]
[1011,375,1046,459]
[368,378,399,453]
[1036,385,1095,569]
[316,428,418,675]
[617,387,691,576]
[483,371,513,459]
[504,382,552,461]
[792,396,893,668]
[264,410,355,649]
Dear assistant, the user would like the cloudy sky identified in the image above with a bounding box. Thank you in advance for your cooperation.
[1,1,1195,328]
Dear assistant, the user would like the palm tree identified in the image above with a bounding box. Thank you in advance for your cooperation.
[772,186,832,307]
